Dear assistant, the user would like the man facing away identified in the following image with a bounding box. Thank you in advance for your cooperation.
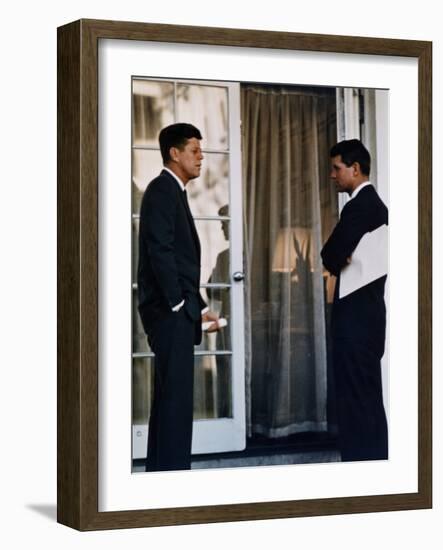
[137,123,220,471]
[321,139,388,462]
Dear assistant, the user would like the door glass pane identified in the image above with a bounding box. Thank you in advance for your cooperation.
[186,152,229,217]
[198,286,231,353]
[133,150,229,218]
[132,80,174,147]
[193,355,232,419]
[132,291,153,354]
[132,149,164,213]
[133,214,231,353]
[132,357,155,424]
[133,287,231,354]
[133,208,231,285]
[132,149,229,216]
[132,218,139,284]
[177,84,228,150]
[133,355,233,425]
[195,219,230,286]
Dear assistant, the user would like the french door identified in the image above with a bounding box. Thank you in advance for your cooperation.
[131,78,246,459]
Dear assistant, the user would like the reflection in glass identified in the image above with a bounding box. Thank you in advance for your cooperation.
[193,354,232,419]
[132,357,155,425]
[177,84,228,150]
[195,217,230,286]
[132,80,174,147]
[197,286,231,353]
[132,149,164,213]
[132,291,153,354]
[185,152,229,217]
[132,218,139,284]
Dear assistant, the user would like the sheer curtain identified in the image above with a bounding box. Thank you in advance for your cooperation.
[241,84,338,438]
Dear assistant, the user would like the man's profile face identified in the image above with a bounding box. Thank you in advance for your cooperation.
[329,155,358,194]
[171,137,204,184]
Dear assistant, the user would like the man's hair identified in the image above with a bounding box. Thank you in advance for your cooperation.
[159,123,202,164]
[330,139,371,176]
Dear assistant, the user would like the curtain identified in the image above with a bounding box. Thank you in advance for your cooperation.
[241,84,338,437]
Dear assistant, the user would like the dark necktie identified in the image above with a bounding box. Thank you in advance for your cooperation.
[183,189,192,218]
[183,189,200,255]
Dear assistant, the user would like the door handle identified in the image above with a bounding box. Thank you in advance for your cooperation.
[232,271,245,282]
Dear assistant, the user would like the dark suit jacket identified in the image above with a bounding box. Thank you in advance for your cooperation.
[137,169,206,342]
[321,185,388,355]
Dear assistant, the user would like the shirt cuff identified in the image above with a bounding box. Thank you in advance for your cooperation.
[201,306,209,315]
[172,299,185,312]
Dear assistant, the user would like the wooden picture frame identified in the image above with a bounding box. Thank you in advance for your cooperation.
[57,18,432,530]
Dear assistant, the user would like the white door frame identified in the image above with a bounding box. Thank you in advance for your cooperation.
[132,80,246,458]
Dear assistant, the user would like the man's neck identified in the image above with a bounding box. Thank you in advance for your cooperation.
[164,165,186,190]
[164,164,188,186]
[348,177,369,196]
[349,179,371,199]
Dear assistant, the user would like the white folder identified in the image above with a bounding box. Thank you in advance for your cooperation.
[339,224,388,299]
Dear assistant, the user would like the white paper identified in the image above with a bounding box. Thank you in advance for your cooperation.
[339,224,388,298]
[202,317,227,331]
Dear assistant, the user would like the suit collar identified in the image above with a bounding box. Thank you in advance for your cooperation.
[350,181,372,200]
[162,167,185,191]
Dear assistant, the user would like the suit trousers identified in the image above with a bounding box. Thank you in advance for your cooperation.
[145,308,196,472]
[333,338,388,461]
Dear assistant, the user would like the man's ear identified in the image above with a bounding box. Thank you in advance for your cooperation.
[169,146,179,163]
[352,161,362,176]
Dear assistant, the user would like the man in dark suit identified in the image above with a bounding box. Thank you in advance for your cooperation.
[321,139,388,462]
[137,123,220,471]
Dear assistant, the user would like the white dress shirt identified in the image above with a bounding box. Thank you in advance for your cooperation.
[350,180,372,200]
